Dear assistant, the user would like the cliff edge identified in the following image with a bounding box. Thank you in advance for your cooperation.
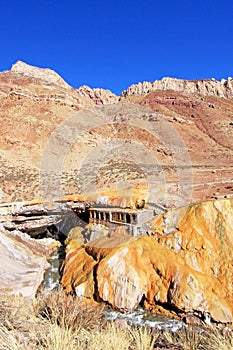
[122,77,233,98]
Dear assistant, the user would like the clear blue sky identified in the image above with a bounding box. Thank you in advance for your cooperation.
[0,0,232,94]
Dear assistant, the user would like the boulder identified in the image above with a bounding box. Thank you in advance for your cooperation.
[61,239,97,297]
[0,225,55,298]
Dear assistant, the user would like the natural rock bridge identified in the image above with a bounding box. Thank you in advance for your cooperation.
[0,197,88,235]
[0,196,166,237]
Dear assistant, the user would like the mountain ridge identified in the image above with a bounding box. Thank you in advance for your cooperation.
[6,60,233,99]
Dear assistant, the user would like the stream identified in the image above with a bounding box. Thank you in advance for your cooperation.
[42,248,62,291]
[42,249,184,331]
[103,307,184,331]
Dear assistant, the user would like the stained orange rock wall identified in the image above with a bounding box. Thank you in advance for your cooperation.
[152,199,233,305]
[61,198,233,323]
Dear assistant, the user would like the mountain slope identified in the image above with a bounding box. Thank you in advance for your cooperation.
[1,61,233,206]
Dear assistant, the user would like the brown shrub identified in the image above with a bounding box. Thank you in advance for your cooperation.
[36,288,104,331]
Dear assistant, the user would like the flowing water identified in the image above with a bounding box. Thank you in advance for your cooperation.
[43,251,184,331]
[103,307,184,331]
[42,249,62,290]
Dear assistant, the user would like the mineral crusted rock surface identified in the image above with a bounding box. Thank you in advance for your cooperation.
[61,198,233,323]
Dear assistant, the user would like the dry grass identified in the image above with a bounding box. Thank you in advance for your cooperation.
[0,289,103,349]
[164,325,233,350]
[0,291,232,349]
[204,327,233,350]
[36,288,103,331]
[36,324,80,350]
[164,325,204,350]
[130,325,157,350]
[87,322,132,350]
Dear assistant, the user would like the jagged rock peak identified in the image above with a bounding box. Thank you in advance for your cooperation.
[122,76,233,98]
[11,60,70,88]
[77,85,119,105]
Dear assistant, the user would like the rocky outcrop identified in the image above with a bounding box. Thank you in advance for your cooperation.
[77,85,119,104]
[151,198,233,317]
[0,198,88,236]
[0,224,57,298]
[61,198,233,324]
[122,77,233,98]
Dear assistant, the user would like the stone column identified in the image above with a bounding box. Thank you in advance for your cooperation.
[89,210,93,224]
[131,214,137,225]
[130,214,133,224]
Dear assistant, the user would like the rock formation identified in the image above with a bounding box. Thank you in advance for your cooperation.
[122,77,233,98]
[0,198,88,235]
[0,224,57,298]
[61,198,233,324]
[77,85,119,104]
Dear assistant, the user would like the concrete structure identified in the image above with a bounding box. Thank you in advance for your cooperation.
[89,206,154,236]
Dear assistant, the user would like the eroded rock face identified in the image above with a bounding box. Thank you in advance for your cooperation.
[0,225,54,298]
[122,77,233,98]
[61,198,233,323]
[151,198,233,322]
[61,239,97,297]
[77,85,119,104]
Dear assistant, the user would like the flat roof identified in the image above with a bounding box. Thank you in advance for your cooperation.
[89,207,152,213]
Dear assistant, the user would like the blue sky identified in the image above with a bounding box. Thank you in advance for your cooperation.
[0,0,232,94]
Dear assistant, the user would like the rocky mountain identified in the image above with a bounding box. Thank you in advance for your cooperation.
[0,61,119,200]
[0,60,118,112]
[1,61,233,207]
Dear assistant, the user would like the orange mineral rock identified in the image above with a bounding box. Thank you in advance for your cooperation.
[61,198,233,323]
